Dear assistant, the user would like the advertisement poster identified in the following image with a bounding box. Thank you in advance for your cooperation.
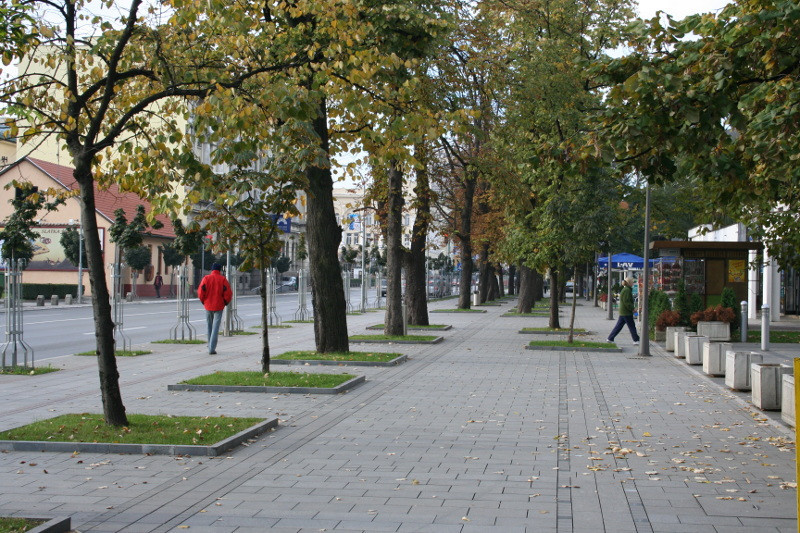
[24,227,103,271]
[728,259,746,283]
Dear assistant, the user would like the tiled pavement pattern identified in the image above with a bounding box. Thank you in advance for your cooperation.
[0,297,797,532]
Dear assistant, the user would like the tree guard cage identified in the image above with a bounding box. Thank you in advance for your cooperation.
[170,265,196,340]
[1,259,34,369]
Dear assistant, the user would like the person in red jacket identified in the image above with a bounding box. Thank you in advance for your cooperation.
[198,263,232,354]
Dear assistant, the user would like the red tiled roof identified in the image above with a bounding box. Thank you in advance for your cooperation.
[26,158,176,239]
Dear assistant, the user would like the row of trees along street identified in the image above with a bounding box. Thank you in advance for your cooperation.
[1,0,798,426]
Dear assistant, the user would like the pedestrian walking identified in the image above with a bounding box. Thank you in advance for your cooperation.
[607,276,640,345]
[153,273,163,298]
[198,263,232,354]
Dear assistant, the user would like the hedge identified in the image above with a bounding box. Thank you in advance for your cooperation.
[21,284,79,300]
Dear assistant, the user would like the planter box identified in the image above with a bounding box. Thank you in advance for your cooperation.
[684,335,708,365]
[654,329,666,342]
[782,375,795,427]
[725,351,763,391]
[674,330,690,358]
[697,321,731,342]
[666,326,687,352]
[702,342,731,376]
[751,363,792,410]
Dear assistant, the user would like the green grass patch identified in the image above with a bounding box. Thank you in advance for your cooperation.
[0,413,264,445]
[285,320,314,323]
[231,330,257,336]
[350,334,438,342]
[370,323,448,329]
[0,517,46,532]
[277,350,403,362]
[152,339,205,344]
[75,350,151,357]
[521,327,587,333]
[182,371,354,388]
[746,330,800,343]
[251,325,292,329]
[528,340,615,348]
[0,365,59,376]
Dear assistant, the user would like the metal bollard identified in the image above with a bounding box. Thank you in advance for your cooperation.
[761,304,770,351]
[402,302,408,336]
[740,301,748,343]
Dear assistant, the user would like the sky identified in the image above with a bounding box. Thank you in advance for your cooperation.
[636,0,731,19]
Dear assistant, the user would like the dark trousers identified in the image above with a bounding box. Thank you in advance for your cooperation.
[609,314,639,342]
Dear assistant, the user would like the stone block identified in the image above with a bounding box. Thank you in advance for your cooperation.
[696,320,731,341]
[50,294,59,306]
[684,335,707,365]
[36,295,45,306]
[674,330,688,358]
[666,326,686,352]
[725,351,763,391]
[751,363,792,410]
[64,294,73,305]
[702,342,730,376]
[781,374,794,427]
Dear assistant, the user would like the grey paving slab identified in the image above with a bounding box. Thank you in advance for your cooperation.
[0,298,797,532]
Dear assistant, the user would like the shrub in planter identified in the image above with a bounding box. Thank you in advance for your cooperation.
[674,280,691,327]
[648,290,672,333]
[656,310,682,330]
[690,305,735,326]
[720,287,740,332]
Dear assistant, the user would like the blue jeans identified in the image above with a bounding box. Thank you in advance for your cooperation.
[608,314,640,342]
[206,310,224,353]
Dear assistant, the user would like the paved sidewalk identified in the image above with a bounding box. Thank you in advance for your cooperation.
[0,298,797,532]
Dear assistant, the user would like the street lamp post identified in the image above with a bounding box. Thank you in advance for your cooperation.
[639,182,652,356]
[354,206,376,313]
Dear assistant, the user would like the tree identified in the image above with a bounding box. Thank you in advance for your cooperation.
[596,0,800,269]
[273,256,291,274]
[109,206,159,300]
[0,0,331,426]
[60,226,87,269]
[0,182,62,264]
[160,242,184,296]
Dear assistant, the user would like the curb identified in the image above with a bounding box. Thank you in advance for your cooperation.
[168,375,366,395]
[525,345,623,353]
[349,337,443,345]
[518,330,593,336]
[27,516,71,533]
[366,325,452,331]
[430,309,486,314]
[0,418,278,456]
[271,355,408,367]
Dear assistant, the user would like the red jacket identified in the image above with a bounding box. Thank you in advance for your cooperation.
[198,270,232,311]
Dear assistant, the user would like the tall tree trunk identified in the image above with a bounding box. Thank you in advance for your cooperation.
[517,265,535,313]
[384,160,405,335]
[405,147,431,326]
[457,174,476,309]
[478,242,491,303]
[507,265,516,296]
[488,266,499,301]
[497,264,505,298]
[260,266,270,373]
[549,269,561,329]
[75,161,127,426]
[568,265,578,343]
[305,98,349,352]
[534,270,544,301]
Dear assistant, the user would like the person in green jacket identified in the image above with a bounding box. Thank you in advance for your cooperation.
[607,276,640,345]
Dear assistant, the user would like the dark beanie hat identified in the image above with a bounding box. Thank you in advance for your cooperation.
[212,263,222,271]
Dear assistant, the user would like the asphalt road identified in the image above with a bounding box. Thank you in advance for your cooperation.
[1,291,363,363]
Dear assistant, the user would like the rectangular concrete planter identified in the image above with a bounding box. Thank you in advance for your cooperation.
[751,363,792,410]
[674,329,689,358]
[725,351,763,391]
[684,335,708,365]
[697,321,731,342]
[702,342,731,376]
[666,326,686,352]
[782,375,795,427]
[654,329,666,342]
